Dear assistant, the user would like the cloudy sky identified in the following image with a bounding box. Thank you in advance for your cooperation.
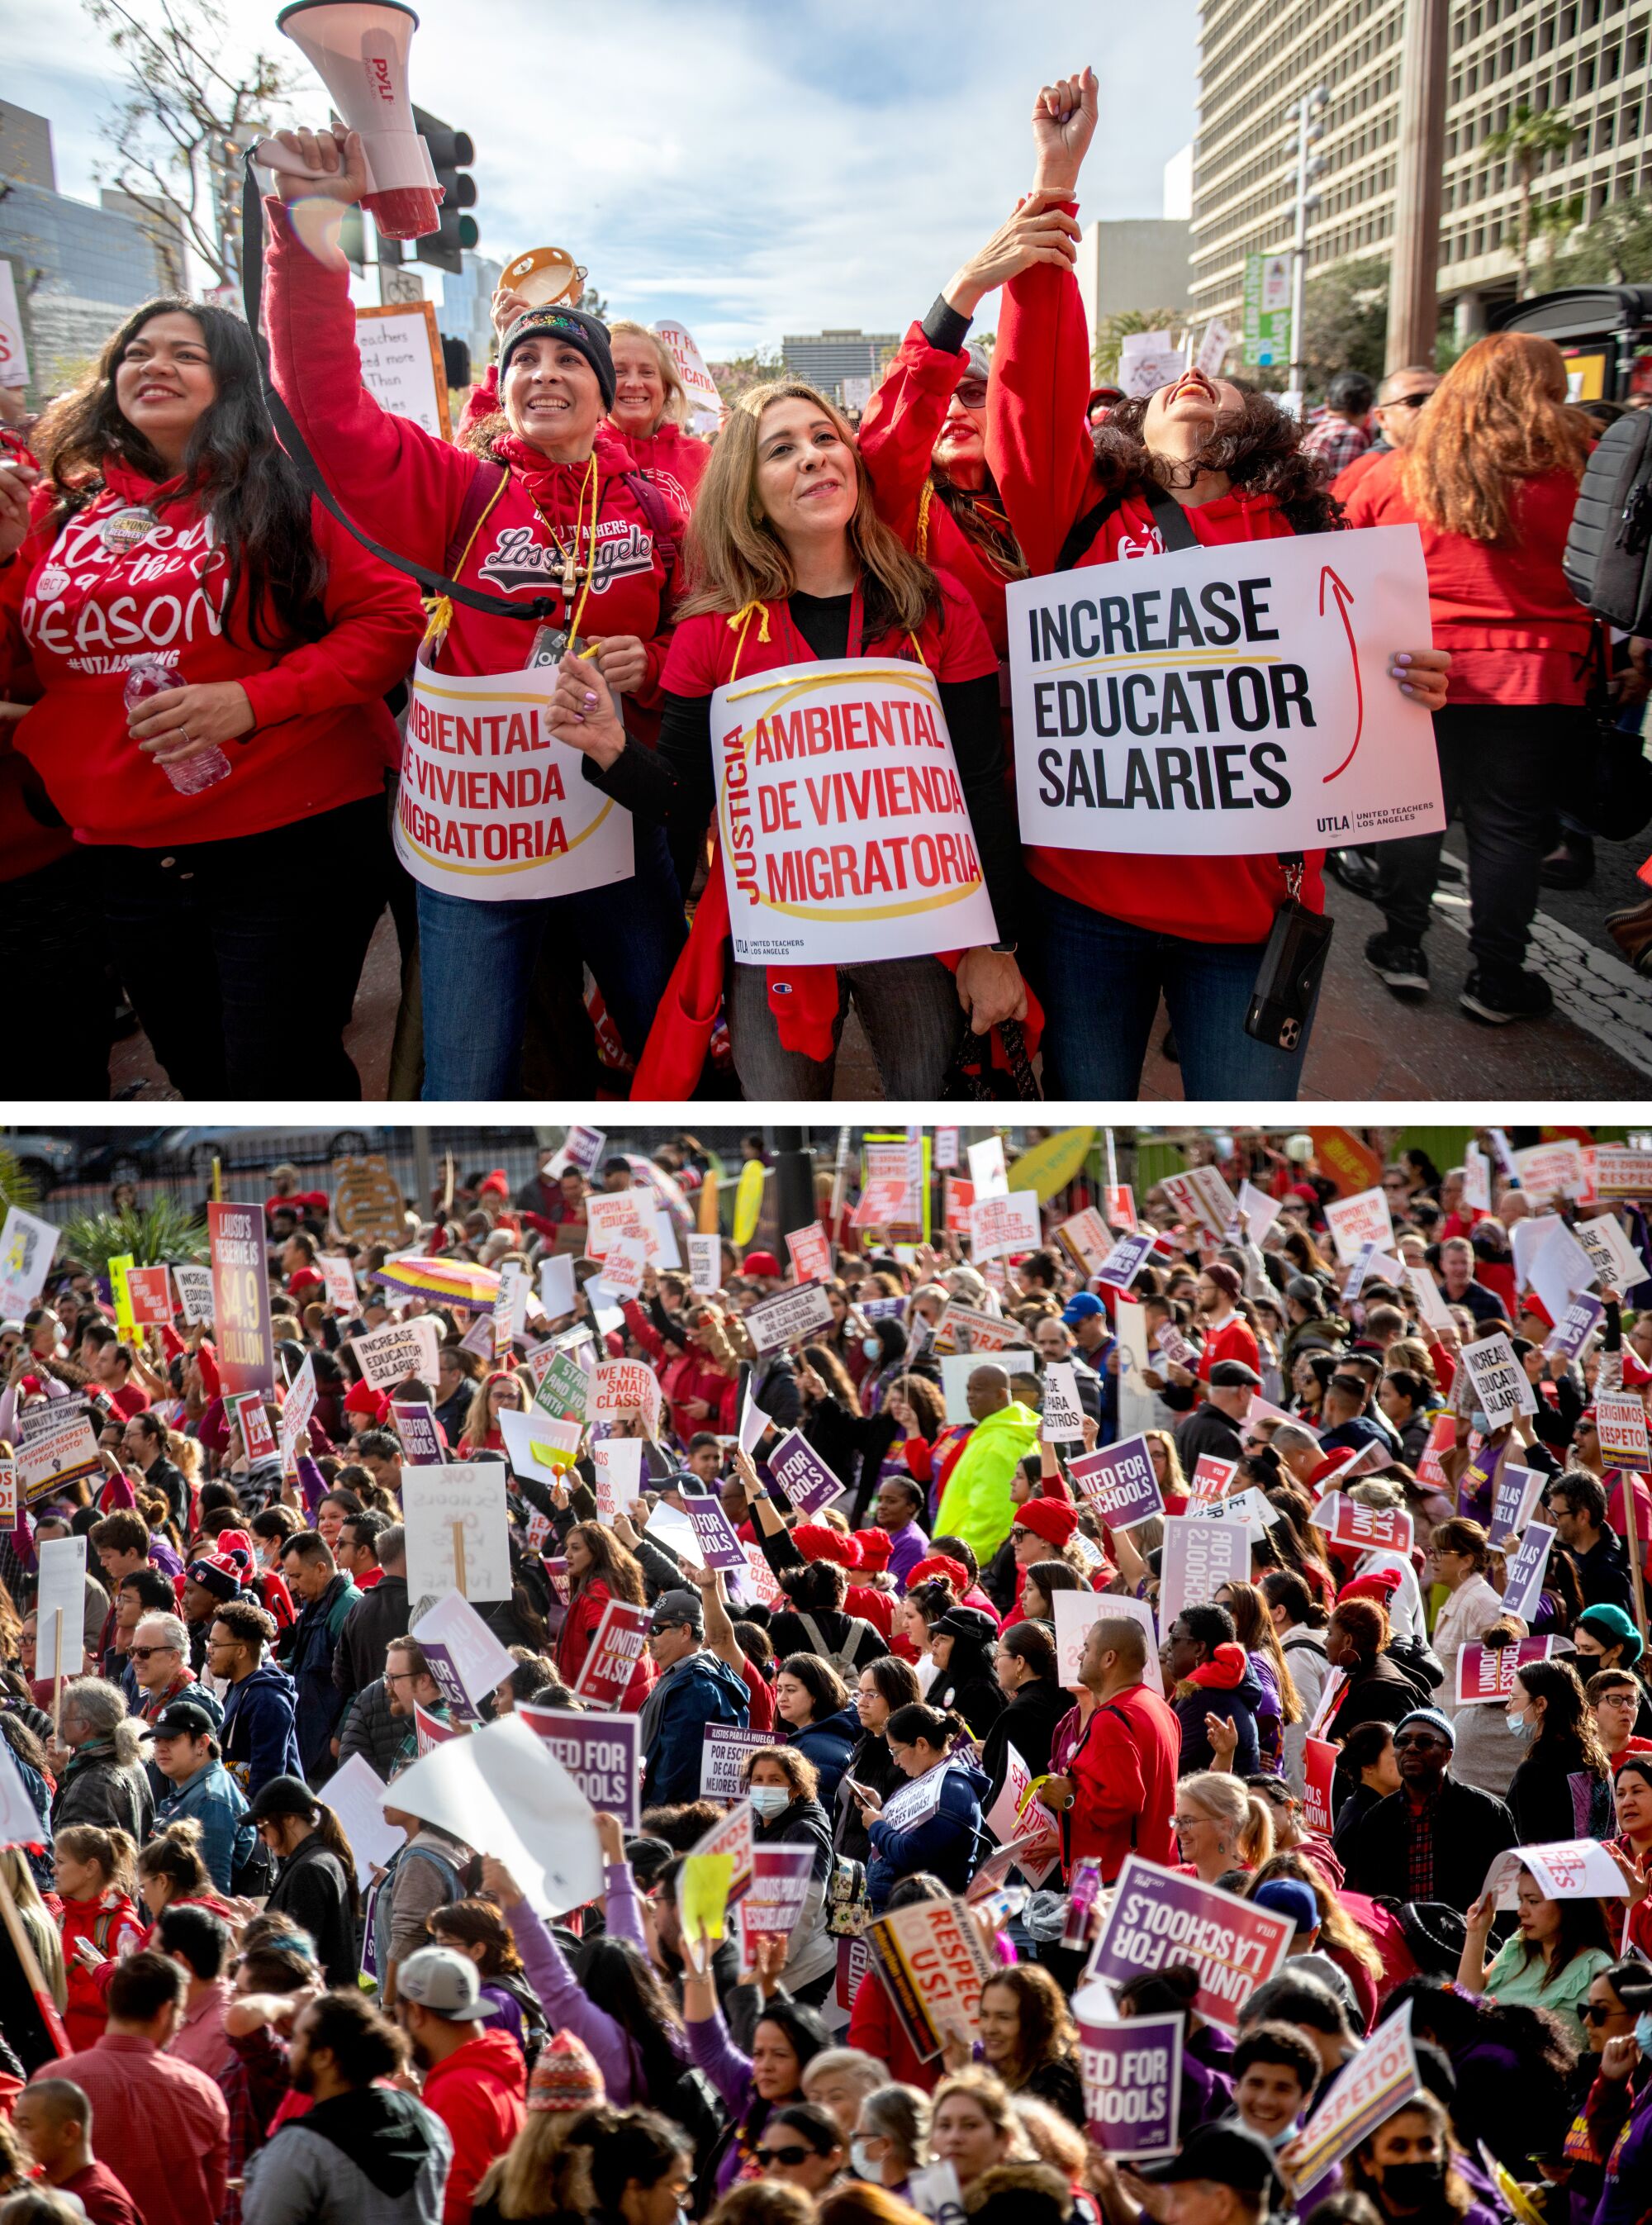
[5,0,1197,357]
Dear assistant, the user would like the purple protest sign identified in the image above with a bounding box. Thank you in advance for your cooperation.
[767,1429,845,1518]
[1077,2009,1183,2161]
[1158,1515,1254,1633]
[1545,1293,1603,1364]
[1457,1435,1503,1527]
[738,1842,815,1955]
[1488,1462,1546,1550]
[1501,1520,1556,1624]
[681,1489,747,1572]
[392,1401,446,1466]
[1094,1232,1156,1293]
[1067,1433,1163,1531]
[1089,1856,1292,2030]
[517,1704,641,1830]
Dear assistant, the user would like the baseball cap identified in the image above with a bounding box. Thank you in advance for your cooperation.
[1062,1292,1105,1325]
[396,1945,482,2018]
[1251,1878,1321,1935]
[140,1700,217,1742]
[1137,2123,1283,2198]
[650,1587,704,1633]
[248,1774,321,1823]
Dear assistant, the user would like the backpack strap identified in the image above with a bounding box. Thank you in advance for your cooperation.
[1055,478,1199,571]
[624,470,680,591]
[444,459,508,578]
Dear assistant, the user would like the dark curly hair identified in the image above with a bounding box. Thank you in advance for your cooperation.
[1094,387,1344,538]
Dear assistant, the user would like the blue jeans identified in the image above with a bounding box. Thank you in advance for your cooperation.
[1030,883,1318,1099]
[418,820,686,1098]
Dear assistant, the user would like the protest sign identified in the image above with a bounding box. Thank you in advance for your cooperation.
[278,1354,317,1472]
[495,1262,529,1350]
[399,651,633,904]
[1159,1514,1252,1628]
[354,297,449,435]
[1324,1186,1395,1264]
[1593,1146,1652,1200]
[1089,1856,1293,2029]
[19,1414,102,1504]
[1544,1292,1603,1364]
[700,1723,777,1800]
[1484,1838,1628,1909]
[652,317,719,416]
[1007,526,1441,858]
[1077,2009,1183,2161]
[403,1462,511,1604]
[310,1254,357,1314]
[0,1734,45,1848]
[333,1160,409,1252]
[593,1437,645,1522]
[738,1842,816,1956]
[1320,1494,1414,1557]
[852,1177,910,1229]
[681,1488,746,1572]
[1051,1590,1162,1695]
[687,1800,755,1909]
[981,1742,1061,1888]
[415,1703,464,1756]
[1113,1299,1152,1385]
[233,1393,275,1464]
[686,1234,722,1293]
[1416,1413,1457,1490]
[1460,1331,1538,1426]
[865,1896,998,2059]
[1190,1484,1275,1540]
[1158,1167,1237,1247]
[710,657,999,963]
[173,1262,213,1324]
[17,1398,81,1451]
[123,1265,173,1326]
[533,1349,591,1425]
[0,1208,58,1319]
[1512,1139,1586,1202]
[392,1401,446,1467]
[1067,1434,1163,1529]
[572,1598,653,1710]
[600,1237,647,1300]
[767,1430,845,1517]
[1500,1521,1556,1624]
[1516,1216,1596,1326]
[1488,1462,1547,1548]
[786,1223,833,1283]
[389,1712,603,1918]
[324,1753,404,1888]
[1340,1241,1379,1305]
[744,1280,835,1355]
[1288,2002,1420,2190]
[1232,1178,1282,1248]
[942,1176,975,1234]
[36,1533,86,1685]
[518,1705,641,1830]
[411,1592,516,1722]
[1158,1320,1203,1370]
[1094,1232,1157,1292]
[1104,1183,1139,1230]
[1039,1362,1088,1442]
[937,1302,1020,1353]
[498,1408,580,1483]
[1455,1634,1568,1704]
[933,1125,960,1172]
[351,1315,442,1392]
[1464,1142,1493,1215]
[1303,1738,1338,1838]
[1405,1264,1455,1333]
[967,1136,1009,1199]
[208,1202,275,1395]
[591,1361,662,1436]
[1189,1455,1237,1510]
[940,1352,1033,1424]
[563,1124,607,1176]
[1597,1391,1651,1467]
[585,1193,645,1258]
[0,1461,13,1524]
[969,1191,1042,1263]
[1056,1208,1114,1276]
[1575,1212,1648,1293]
[537,1254,577,1322]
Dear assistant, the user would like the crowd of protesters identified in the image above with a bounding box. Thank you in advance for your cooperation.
[0,1126,1649,2225]
[86,60,1652,1099]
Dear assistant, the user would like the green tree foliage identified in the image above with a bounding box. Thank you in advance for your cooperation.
[1550,193,1652,286]
[707,345,786,408]
[1484,105,1580,297]
[1092,309,1183,383]
[56,1200,209,1283]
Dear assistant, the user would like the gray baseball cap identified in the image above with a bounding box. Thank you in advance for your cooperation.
[650,1587,704,1633]
[396,1945,480,2018]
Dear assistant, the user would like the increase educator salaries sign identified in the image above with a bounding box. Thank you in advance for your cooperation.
[1006,524,1442,857]
[710,658,999,964]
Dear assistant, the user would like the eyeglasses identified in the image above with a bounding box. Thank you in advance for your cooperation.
[384,1668,418,1685]
[757,2148,814,2168]
[1381,392,1435,411]
[956,381,989,410]
[128,1645,178,1662]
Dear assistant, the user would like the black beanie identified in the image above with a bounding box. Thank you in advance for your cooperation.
[498,305,616,408]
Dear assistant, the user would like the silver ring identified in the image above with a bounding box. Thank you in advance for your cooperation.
[178,729,191,744]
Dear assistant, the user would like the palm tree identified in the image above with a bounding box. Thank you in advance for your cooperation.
[1531,193,1587,288]
[1485,106,1580,299]
[55,1198,209,1285]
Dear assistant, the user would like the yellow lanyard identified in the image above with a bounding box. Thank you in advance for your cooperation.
[420,468,511,658]
[525,453,601,643]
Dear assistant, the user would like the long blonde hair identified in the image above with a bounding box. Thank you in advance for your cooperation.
[607,321,689,430]
[0,1847,66,2011]
[1401,331,1589,543]
[679,379,941,636]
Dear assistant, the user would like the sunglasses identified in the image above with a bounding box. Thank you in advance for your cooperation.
[128,1645,178,1662]
[758,2149,814,2168]
[1582,2003,1625,2025]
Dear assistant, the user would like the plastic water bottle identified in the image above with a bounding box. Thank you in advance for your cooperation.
[123,654,232,795]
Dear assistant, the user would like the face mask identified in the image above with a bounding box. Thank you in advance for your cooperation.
[862,1337,881,1359]
[1635,2013,1652,2055]
[1380,2161,1446,2207]
[1469,1409,1492,1436]
[1507,1709,1537,1742]
[749,1786,790,1819]
[852,2142,881,2182]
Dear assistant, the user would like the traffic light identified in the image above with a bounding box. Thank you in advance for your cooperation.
[441,335,472,390]
[413,106,478,273]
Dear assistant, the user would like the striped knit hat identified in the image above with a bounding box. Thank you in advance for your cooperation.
[527,2028,605,2114]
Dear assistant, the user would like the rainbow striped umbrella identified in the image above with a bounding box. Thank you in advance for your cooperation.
[372,1256,502,1305]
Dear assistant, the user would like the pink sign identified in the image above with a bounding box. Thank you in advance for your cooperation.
[1089,1855,1293,2030]
[786,1223,833,1283]
[572,1599,652,1712]
[1303,1738,1337,1838]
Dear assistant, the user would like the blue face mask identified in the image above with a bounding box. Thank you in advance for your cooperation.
[1470,1409,1492,1436]
[1507,1708,1537,1742]
[748,1785,790,1819]
[862,1336,881,1359]
[1636,2012,1652,2056]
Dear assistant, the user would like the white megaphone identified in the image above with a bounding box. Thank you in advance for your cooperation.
[254,0,442,240]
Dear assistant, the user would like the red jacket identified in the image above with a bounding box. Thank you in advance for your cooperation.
[1064,1678,1180,1881]
[59,1890,146,2053]
[463,368,710,525]
[860,321,1014,660]
[420,2028,526,2225]
[0,459,420,849]
[553,1576,655,1709]
[1341,452,1588,706]
[985,215,1312,946]
[265,204,675,720]
[0,435,68,887]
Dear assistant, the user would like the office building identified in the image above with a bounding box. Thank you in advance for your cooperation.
[1075,145,1194,351]
[781,327,898,402]
[437,247,505,378]
[1192,0,1652,345]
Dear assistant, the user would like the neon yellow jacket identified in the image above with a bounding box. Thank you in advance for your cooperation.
[933,1400,1042,1564]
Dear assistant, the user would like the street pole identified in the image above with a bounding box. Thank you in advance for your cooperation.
[1387,0,1450,373]
[1286,85,1329,413]
[773,1127,814,1250]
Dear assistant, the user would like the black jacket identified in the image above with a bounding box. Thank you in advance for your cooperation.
[334,1574,412,1707]
[1341,1775,1518,1910]
[1507,1743,1614,1844]
[802,1394,901,1526]
[264,1827,358,1988]
[1174,1402,1245,1471]
[833,1729,904,1863]
[979,1677,1070,1811]
[1329,1652,1432,1738]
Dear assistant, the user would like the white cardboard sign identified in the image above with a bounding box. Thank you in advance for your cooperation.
[403,1461,512,1604]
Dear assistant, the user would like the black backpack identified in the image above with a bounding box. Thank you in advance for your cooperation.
[1564,410,1652,628]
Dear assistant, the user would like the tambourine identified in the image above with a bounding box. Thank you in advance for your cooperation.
[501,246,587,309]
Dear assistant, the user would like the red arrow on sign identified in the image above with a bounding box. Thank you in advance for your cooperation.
[1318,564,1362,781]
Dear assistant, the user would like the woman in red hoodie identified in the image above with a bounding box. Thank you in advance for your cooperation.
[982,69,1450,1098]
[53,1823,146,2052]
[0,299,424,1097]
[1341,333,1593,1025]
[262,126,686,1100]
[553,1521,655,1710]
[542,378,1032,1097]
